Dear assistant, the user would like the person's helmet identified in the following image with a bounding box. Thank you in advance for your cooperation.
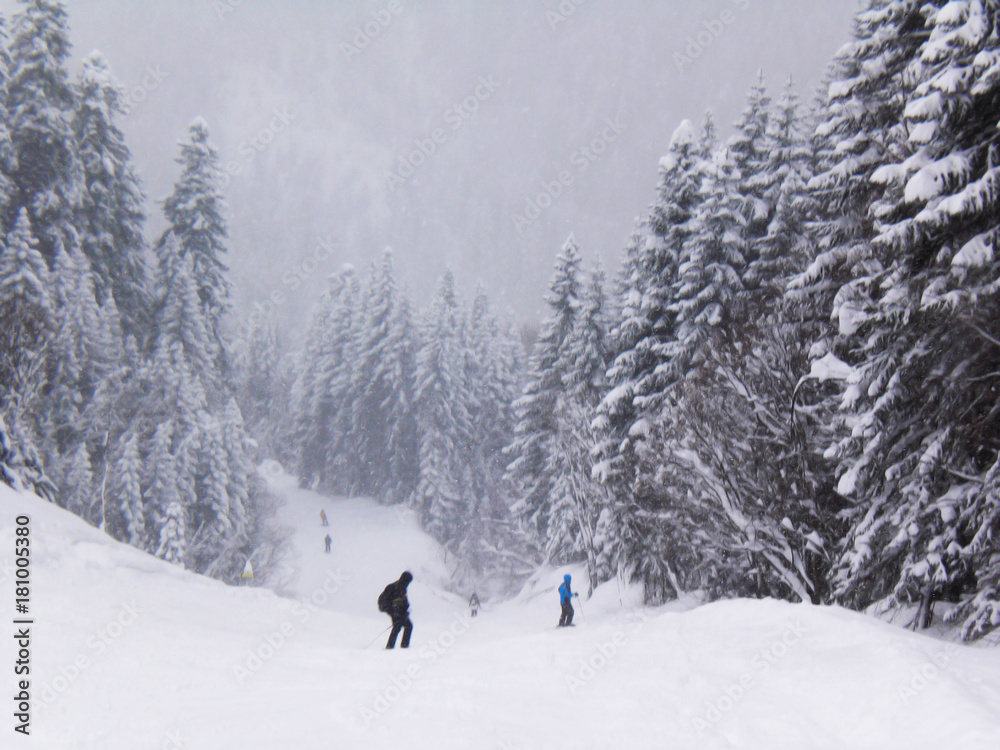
[400,571,413,585]
[564,574,572,584]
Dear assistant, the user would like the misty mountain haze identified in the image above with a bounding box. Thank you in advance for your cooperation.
[4,0,857,337]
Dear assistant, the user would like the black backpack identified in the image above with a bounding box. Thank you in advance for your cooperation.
[378,583,395,613]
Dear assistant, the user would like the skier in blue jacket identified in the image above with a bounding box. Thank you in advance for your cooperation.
[558,574,578,626]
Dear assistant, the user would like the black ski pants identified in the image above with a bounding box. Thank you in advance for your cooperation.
[387,612,413,648]
[559,600,574,626]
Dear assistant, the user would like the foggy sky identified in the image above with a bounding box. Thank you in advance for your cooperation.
[5,0,860,340]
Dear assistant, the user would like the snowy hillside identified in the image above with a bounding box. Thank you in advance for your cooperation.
[2,475,1000,750]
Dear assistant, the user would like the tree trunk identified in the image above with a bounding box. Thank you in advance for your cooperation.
[916,581,936,630]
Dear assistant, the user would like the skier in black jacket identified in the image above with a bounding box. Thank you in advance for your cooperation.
[379,571,414,649]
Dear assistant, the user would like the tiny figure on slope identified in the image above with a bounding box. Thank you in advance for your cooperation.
[324,533,332,553]
[558,574,578,627]
[320,509,329,527]
[379,571,414,649]
[469,592,481,618]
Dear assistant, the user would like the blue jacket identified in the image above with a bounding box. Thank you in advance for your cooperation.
[559,580,573,604]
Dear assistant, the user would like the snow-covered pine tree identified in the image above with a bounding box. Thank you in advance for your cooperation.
[288,271,341,487]
[0,211,54,503]
[294,264,365,493]
[61,440,93,519]
[111,432,144,547]
[233,323,293,463]
[591,116,713,596]
[546,260,612,593]
[0,414,19,490]
[352,249,419,502]
[189,414,231,571]
[454,286,530,585]
[0,208,52,397]
[826,0,1000,639]
[379,291,420,505]
[6,0,81,264]
[156,118,231,376]
[787,0,928,340]
[0,412,54,500]
[72,50,148,340]
[220,398,252,534]
[413,270,473,548]
[43,243,115,468]
[745,79,816,314]
[667,79,774,375]
[505,236,583,544]
[154,240,219,383]
[0,13,17,220]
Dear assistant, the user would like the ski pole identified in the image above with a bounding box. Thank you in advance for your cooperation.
[575,595,586,623]
[364,626,391,649]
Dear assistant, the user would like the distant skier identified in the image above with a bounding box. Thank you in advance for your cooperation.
[324,533,332,553]
[558,574,578,627]
[378,571,414,649]
[320,509,329,527]
[469,592,481,618]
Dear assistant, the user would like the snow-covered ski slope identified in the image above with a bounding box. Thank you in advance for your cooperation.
[3,471,1000,750]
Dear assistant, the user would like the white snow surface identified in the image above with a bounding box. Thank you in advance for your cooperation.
[3,472,1000,749]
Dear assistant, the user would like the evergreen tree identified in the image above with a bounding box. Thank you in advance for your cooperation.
[455,287,529,584]
[288,271,342,487]
[6,0,81,264]
[413,270,473,547]
[112,432,144,547]
[145,420,184,560]
[0,208,51,397]
[746,79,815,312]
[379,292,420,504]
[591,117,714,593]
[506,236,583,543]
[73,50,148,339]
[824,0,1000,639]
[43,243,115,465]
[233,323,293,462]
[0,13,18,221]
[547,261,612,592]
[0,411,54,500]
[352,249,419,502]
[156,118,231,372]
[62,440,93,519]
